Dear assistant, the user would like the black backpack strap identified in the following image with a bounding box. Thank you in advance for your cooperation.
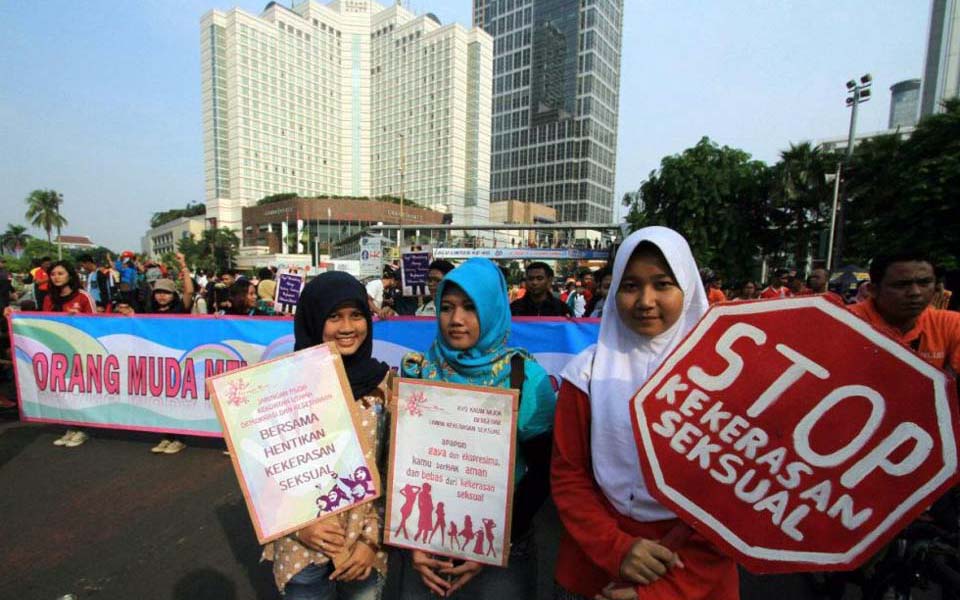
[510,353,525,402]
[507,353,551,541]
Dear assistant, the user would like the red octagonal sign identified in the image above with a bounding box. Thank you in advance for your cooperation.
[631,296,960,573]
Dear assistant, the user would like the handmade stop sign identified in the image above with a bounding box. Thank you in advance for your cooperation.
[631,296,960,573]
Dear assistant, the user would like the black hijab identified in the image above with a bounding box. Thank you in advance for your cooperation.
[294,271,389,399]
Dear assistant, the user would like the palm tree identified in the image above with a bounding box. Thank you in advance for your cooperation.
[0,224,30,257]
[25,189,68,245]
[772,144,835,268]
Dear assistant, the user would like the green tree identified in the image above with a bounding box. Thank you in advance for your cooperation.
[845,98,960,269]
[257,192,299,206]
[769,143,838,268]
[21,238,59,262]
[256,192,427,210]
[1,224,31,256]
[25,189,68,244]
[150,202,206,228]
[625,137,773,282]
[178,228,239,273]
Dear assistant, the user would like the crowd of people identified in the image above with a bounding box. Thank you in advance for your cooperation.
[0,227,958,599]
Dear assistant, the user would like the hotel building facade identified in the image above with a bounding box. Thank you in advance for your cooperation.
[200,0,493,234]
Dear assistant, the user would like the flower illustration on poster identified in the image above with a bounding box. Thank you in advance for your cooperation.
[226,377,266,407]
[402,389,440,418]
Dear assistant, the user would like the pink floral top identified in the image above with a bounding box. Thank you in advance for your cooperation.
[262,374,391,591]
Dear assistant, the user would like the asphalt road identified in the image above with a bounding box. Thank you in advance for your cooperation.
[0,414,566,600]
[0,412,939,600]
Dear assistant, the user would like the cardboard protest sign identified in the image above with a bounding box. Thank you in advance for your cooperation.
[385,379,518,567]
[208,343,380,543]
[274,269,305,313]
[631,296,960,573]
[400,248,431,297]
[359,237,383,280]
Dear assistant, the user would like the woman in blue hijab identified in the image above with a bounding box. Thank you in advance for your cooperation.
[397,258,557,600]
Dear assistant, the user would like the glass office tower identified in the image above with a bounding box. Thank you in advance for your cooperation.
[475,0,623,224]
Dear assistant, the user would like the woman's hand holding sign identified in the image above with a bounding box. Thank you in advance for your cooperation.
[330,542,375,582]
[410,550,453,596]
[619,538,683,585]
[441,559,484,595]
[296,519,346,557]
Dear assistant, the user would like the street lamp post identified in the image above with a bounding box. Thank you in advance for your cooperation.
[827,73,871,271]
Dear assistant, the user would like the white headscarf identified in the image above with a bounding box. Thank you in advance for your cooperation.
[562,226,709,521]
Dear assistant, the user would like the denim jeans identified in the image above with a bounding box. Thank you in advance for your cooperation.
[284,562,383,600]
[395,529,537,600]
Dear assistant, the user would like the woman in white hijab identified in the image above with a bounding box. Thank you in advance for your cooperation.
[551,227,739,600]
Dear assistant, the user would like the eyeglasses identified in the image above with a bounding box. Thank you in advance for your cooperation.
[427,276,443,284]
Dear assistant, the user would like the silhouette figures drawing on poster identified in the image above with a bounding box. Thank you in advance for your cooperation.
[447,520,459,550]
[395,483,421,539]
[413,482,434,542]
[429,502,446,546]
[483,518,497,557]
[460,515,475,551]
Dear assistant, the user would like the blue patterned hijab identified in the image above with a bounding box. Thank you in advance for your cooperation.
[401,258,526,387]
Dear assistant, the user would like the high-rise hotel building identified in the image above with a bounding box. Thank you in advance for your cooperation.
[474,0,623,224]
[200,0,493,232]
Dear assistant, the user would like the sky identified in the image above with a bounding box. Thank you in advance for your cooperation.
[0,0,931,251]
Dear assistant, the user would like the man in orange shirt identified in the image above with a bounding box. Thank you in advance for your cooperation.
[804,267,845,305]
[849,252,960,375]
[760,269,792,299]
[706,274,727,305]
[29,256,52,308]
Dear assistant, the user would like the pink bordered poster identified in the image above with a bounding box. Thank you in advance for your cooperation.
[385,378,518,567]
[207,343,380,544]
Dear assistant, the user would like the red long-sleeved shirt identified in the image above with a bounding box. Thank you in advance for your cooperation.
[551,380,739,599]
[42,290,95,314]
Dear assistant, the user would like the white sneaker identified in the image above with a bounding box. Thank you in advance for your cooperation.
[53,430,75,446]
[151,439,171,453]
[63,430,89,448]
[163,440,186,454]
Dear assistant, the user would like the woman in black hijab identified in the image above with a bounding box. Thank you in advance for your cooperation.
[263,271,392,599]
[294,271,389,398]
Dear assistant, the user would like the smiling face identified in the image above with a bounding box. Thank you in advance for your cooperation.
[439,284,480,351]
[322,302,368,356]
[615,245,685,338]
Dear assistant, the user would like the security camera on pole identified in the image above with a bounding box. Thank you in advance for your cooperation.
[827,74,871,271]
